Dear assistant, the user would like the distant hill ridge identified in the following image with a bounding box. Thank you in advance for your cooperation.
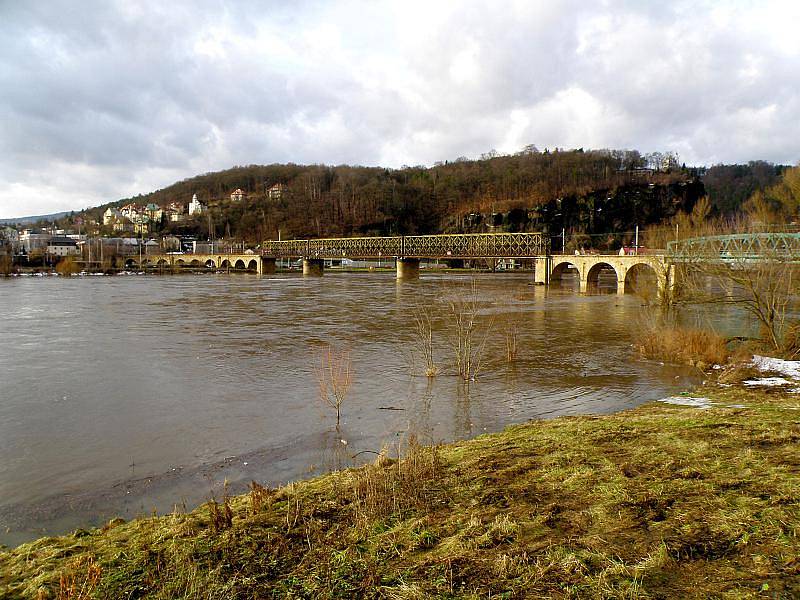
[0,211,70,225]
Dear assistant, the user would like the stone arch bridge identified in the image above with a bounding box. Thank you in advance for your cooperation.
[533,254,673,295]
[123,253,266,274]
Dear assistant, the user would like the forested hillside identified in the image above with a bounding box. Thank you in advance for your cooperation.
[68,149,789,248]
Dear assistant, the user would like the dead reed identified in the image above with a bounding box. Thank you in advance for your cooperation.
[207,484,233,532]
[51,556,101,600]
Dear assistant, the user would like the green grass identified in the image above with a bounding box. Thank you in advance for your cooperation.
[2,382,799,599]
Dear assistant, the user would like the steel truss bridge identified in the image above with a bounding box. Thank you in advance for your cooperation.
[262,232,550,259]
[667,232,800,261]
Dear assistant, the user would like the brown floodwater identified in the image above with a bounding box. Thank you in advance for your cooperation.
[0,271,698,546]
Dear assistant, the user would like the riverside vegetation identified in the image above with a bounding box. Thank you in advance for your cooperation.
[1,367,798,599]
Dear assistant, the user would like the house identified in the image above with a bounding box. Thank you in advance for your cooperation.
[166,202,186,222]
[46,237,80,257]
[267,183,286,201]
[189,193,205,215]
[230,188,245,202]
[133,216,150,234]
[145,203,163,221]
[103,207,122,226]
[120,204,141,220]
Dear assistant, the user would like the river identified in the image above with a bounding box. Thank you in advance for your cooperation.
[0,271,697,546]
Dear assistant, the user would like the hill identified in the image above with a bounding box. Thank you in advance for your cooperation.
[60,150,787,248]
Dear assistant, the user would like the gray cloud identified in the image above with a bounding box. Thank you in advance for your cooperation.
[1,0,799,217]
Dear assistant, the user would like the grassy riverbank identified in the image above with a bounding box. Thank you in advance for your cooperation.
[2,378,799,599]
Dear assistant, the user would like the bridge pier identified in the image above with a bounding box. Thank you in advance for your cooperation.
[396,257,420,279]
[262,257,276,275]
[533,256,551,285]
[303,258,324,276]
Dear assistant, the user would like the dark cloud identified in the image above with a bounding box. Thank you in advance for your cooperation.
[1,0,799,217]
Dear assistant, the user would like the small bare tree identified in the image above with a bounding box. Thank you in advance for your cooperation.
[316,344,353,426]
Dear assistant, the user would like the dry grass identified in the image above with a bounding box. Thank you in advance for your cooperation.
[345,436,442,526]
[637,320,729,368]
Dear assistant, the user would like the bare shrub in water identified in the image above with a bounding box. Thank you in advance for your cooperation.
[412,304,438,377]
[316,344,353,426]
[447,280,494,380]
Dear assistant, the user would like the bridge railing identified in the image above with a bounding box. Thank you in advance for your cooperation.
[261,232,549,259]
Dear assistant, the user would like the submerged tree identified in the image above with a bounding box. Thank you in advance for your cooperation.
[316,344,353,427]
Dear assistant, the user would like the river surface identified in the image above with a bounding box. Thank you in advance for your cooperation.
[0,271,698,546]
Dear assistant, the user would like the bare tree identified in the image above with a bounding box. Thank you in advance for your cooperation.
[674,217,799,353]
[316,344,353,426]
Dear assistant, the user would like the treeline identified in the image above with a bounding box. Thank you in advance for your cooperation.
[72,150,792,246]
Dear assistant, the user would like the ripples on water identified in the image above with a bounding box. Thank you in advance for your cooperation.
[0,272,696,545]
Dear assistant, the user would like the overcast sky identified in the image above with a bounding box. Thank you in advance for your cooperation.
[1,1,799,218]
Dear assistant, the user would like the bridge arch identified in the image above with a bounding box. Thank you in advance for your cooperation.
[176,259,185,267]
[220,259,231,269]
[190,259,200,267]
[550,260,581,289]
[205,259,216,269]
[247,259,258,271]
[624,262,658,296]
[156,259,169,268]
[234,259,246,270]
[124,258,137,269]
[586,262,621,293]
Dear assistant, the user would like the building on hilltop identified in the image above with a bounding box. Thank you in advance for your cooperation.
[230,188,245,202]
[267,183,286,201]
[189,193,206,215]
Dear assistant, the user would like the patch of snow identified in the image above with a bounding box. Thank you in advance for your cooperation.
[743,377,792,387]
[658,396,713,409]
[752,355,800,379]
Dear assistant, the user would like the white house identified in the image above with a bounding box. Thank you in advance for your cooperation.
[189,193,205,215]
[230,188,245,202]
[46,237,80,257]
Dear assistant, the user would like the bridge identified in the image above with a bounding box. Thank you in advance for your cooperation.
[122,253,266,274]
[667,232,800,260]
[261,232,673,294]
